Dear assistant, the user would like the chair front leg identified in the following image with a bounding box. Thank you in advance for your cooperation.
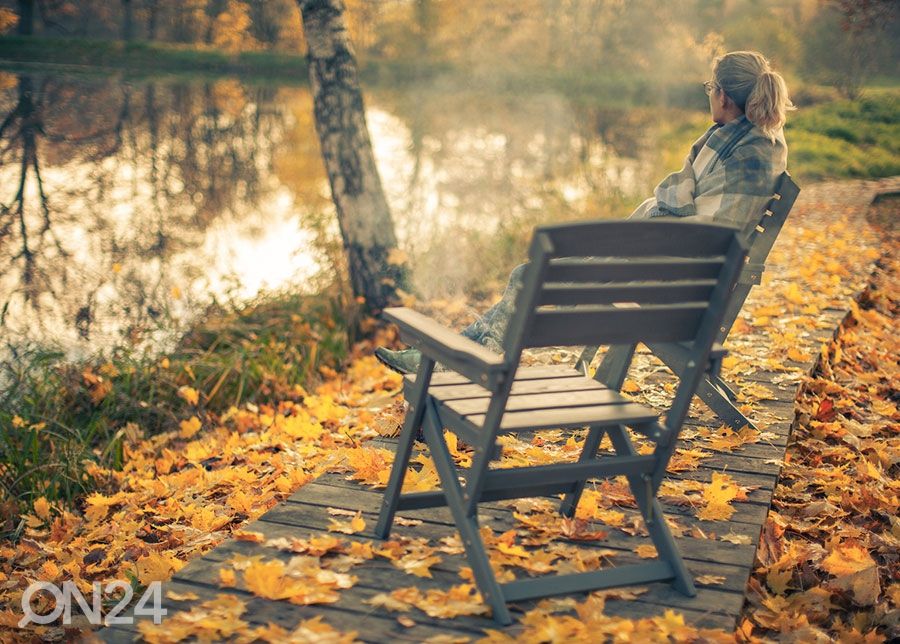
[420,400,512,624]
[375,356,435,539]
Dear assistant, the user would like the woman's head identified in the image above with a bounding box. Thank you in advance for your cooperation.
[708,51,794,136]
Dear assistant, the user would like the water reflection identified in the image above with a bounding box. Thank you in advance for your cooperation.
[0,71,702,358]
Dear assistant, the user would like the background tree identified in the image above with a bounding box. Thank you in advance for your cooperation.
[16,0,33,34]
[803,0,898,98]
[296,0,404,313]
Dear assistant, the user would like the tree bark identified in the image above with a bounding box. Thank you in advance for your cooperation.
[146,0,158,40]
[17,0,34,35]
[122,0,134,40]
[297,0,403,313]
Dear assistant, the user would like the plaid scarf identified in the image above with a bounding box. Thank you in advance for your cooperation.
[641,116,787,235]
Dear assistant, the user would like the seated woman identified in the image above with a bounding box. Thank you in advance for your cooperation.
[376,50,793,374]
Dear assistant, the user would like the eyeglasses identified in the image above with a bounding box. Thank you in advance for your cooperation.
[703,80,719,96]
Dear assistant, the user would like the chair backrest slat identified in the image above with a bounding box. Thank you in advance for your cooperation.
[538,280,717,306]
[525,303,709,347]
[543,220,739,258]
[546,258,724,282]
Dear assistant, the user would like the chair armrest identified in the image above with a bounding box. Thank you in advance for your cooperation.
[384,307,507,390]
[738,262,765,285]
[707,342,727,379]
[709,342,727,361]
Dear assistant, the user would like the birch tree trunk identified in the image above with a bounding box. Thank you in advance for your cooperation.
[17,0,34,35]
[297,0,403,313]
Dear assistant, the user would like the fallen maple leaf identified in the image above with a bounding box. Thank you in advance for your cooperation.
[327,511,366,535]
[697,472,740,521]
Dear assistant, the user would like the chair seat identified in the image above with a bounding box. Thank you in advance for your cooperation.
[405,364,658,432]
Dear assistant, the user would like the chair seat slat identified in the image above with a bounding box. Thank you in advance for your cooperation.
[404,366,605,402]
[443,386,632,416]
[466,401,657,432]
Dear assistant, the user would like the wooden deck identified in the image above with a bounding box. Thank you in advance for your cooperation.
[102,309,849,643]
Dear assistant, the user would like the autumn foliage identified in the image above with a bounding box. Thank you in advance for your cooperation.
[1,186,897,641]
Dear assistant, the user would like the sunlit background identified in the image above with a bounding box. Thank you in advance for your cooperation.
[0,0,897,358]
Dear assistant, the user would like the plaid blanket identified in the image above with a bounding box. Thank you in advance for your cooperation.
[633,115,787,236]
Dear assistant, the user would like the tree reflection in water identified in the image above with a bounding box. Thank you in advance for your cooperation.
[0,71,701,359]
[0,72,318,358]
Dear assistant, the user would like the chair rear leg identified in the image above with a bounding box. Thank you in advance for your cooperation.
[695,377,755,429]
[606,425,695,597]
[593,344,637,390]
[559,425,606,518]
[420,401,512,624]
[576,346,599,374]
[644,498,696,596]
[711,374,740,402]
[375,357,435,539]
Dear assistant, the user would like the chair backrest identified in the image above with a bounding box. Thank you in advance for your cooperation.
[497,220,748,431]
[500,220,748,354]
[718,172,801,342]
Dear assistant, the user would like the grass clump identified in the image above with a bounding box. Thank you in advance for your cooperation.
[787,90,900,181]
[0,289,351,537]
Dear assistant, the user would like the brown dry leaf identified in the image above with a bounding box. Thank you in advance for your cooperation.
[327,511,366,535]
[634,544,657,559]
[821,542,876,577]
[219,567,237,587]
[721,533,752,545]
[696,574,727,586]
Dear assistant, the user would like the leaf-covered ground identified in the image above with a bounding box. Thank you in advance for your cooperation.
[0,179,897,642]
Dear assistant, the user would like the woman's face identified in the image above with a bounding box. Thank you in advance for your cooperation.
[706,80,727,125]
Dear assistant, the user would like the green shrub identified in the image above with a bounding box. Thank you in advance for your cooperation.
[0,289,351,534]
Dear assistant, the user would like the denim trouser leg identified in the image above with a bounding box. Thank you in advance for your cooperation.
[460,263,528,353]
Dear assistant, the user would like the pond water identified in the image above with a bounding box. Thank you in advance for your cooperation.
[0,71,707,359]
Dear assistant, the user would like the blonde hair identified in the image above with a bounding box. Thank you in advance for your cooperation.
[712,51,794,137]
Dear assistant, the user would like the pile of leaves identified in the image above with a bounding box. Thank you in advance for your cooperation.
[0,357,401,641]
[741,248,899,640]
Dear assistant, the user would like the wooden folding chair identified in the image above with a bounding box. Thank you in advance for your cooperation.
[580,173,801,429]
[374,220,748,624]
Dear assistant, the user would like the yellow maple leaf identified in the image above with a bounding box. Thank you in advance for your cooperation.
[634,544,657,558]
[219,568,237,587]
[396,554,443,578]
[243,560,306,600]
[822,542,876,577]
[33,496,51,521]
[228,490,255,514]
[697,472,739,521]
[178,386,200,405]
[327,511,366,535]
[136,551,183,584]
[179,415,202,439]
